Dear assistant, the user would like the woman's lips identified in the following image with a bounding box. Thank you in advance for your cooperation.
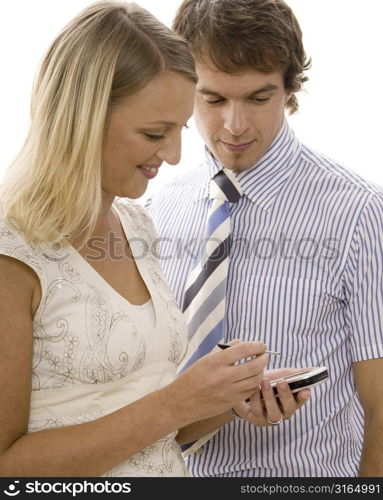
[137,164,160,180]
[221,140,253,153]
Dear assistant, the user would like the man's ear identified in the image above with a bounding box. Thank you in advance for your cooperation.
[285,91,292,104]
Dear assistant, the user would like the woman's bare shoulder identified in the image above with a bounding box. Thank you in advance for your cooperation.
[0,254,41,316]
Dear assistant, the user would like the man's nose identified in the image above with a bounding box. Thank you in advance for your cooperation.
[223,103,249,137]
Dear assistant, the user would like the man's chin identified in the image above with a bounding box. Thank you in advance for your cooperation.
[215,156,257,172]
[212,146,260,172]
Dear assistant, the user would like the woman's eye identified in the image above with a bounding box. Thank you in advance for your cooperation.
[144,134,165,141]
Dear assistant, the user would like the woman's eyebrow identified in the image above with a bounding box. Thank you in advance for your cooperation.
[142,120,177,126]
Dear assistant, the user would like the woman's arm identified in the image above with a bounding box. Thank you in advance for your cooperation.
[176,411,233,446]
[0,255,180,476]
[0,255,268,476]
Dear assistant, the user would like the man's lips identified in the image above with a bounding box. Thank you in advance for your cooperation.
[221,140,253,153]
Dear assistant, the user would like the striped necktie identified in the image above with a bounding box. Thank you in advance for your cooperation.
[180,168,243,372]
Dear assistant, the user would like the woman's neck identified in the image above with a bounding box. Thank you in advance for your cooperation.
[69,191,117,250]
[95,191,116,234]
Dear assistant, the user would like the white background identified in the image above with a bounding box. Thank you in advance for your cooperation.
[1,0,382,206]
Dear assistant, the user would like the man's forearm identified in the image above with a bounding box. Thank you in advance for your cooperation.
[359,415,383,477]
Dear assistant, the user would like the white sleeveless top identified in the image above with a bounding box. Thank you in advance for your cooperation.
[0,199,189,477]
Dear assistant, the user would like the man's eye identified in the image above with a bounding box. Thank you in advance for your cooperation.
[252,97,270,103]
[205,99,224,105]
[144,134,165,141]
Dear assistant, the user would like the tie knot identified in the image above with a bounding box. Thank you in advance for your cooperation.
[209,169,244,202]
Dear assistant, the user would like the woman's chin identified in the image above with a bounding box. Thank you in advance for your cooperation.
[104,186,147,200]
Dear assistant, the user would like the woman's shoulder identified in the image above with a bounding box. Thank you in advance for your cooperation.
[114,197,151,218]
[113,198,159,238]
[0,217,45,278]
[0,217,30,250]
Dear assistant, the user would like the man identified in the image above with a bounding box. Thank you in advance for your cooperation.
[146,0,383,477]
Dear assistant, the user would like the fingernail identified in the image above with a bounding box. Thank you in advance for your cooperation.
[261,379,271,392]
[277,380,288,390]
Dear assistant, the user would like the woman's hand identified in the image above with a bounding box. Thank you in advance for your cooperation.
[232,367,311,426]
[169,342,269,426]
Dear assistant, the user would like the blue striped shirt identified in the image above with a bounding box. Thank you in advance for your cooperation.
[146,120,383,477]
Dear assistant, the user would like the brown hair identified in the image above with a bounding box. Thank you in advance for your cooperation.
[173,0,311,113]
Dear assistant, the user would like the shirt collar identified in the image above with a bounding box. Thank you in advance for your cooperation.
[194,120,302,213]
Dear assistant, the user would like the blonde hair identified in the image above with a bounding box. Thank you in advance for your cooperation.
[0,0,197,245]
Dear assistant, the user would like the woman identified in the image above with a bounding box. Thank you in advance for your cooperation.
[0,1,308,477]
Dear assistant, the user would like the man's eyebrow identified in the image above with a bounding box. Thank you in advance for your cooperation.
[196,88,223,97]
[248,84,279,96]
[197,84,279,97]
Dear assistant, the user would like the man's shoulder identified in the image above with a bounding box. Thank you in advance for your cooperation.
[300,143,383,197]
[149,163,206,207]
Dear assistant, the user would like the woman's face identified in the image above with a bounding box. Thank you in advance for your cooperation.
[102,71,195,199]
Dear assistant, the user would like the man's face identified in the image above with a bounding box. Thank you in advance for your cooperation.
[194,60,290,172]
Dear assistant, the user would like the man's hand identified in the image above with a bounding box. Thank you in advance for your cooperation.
[232,367,311,426]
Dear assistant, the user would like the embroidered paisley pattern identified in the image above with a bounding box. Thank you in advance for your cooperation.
[0,201,189,477]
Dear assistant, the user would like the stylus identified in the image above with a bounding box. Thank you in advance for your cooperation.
[217,343,280,355]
